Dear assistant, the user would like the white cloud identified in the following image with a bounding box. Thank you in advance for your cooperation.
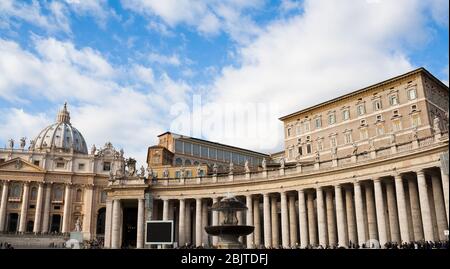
[0,108,50,147]
[0,0,71,33]
[194,0,447,153]
[121,0,264,42]
[64,0,112,28]
[0,37,191,166]
[148,52,181,66]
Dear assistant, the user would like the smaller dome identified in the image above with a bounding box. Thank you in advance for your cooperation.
[31,103,88,154]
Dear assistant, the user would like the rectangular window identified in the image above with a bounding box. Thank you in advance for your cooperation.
[184,142,192,155]
[192,144,200,157]
[306,144,312,154]
[408,89,417,100]
[360,129,368,140]
[317,141,323,151]
[315,118,322,129]
[175,140,183,153]
[287,128,291,137]
[343,110,350,121]
[56,162,65,168]
[331,137,337,148]
[175,171,181,178]
[209,148,217,160]
[185,170,192,178]
[232,153,238,164]
[201,146,208,158]
[78,163,85,170]
[103,162,111,171]
[33,160,40,166]
[376,115,383,122]
[224,151,231,162]
[389,95,399,106]
[296,125,301,135]
[373,100,382,111]
[344,133,352,144]
[357,105,366,116]
[328,114,336,125]
[298,146,303,156]
[412,115,421,127]
[304,122,310,132]
[376,126,384,135]
[217,150,224,161]
[393,120,402,132]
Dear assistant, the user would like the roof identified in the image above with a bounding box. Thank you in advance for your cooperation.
[157,131,269,157]
[279,67,449,121]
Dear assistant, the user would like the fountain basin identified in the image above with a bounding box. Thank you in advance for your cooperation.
[205,225,254,237]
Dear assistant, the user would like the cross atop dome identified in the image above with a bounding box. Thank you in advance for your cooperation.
[57,102,71,124]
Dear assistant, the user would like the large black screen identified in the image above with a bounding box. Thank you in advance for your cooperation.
[146,221,173,244]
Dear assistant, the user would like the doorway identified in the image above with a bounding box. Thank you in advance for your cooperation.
[50,214,61,233]
[7,213,18,232]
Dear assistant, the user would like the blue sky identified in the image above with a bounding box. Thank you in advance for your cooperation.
[0,0,448,166]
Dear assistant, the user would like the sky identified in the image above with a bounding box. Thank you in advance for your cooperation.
[0,0,448,167]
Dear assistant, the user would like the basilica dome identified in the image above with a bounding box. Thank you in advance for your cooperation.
[31,103,88,154]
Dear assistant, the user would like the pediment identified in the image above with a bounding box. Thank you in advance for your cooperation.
[0,158,45,172]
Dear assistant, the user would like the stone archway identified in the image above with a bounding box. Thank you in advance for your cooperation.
[96,207,106,235]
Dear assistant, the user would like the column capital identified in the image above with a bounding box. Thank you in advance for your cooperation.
[263,193,270,198]
[23,181,31,186]
[353,180,361,186]
[373,177,383,183]
[297,189,305,194]
[334,184,342,190]
[416,169,426,177]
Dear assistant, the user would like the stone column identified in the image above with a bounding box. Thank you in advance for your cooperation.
[307,192,317,246]
[365,184,378,242]
[0,181,9,232]
[185,201,192,245]
[33,182,44,233]
[385,180,400,243]
[394,175,410,243]
[253,198,261,247]
[263,193,272,248]
[416,170,434,241]
[177,199,186,247]
[326,189,337,246]
[288,194,298,247]
[104,199,113,248]
[41,183,52,234]
[137,198,145,249]
[440,167,449,224]
[280,191,290,248]
[212,198,219,246]
[195,198,202,247]
[298,189,308,248]
[373,178,387,248]
[162,199,169,221]
[82,185,94,240]
[345,187,357,246]
[335,185,347,248]
[431,174,448,241]
[408,178,424,241]
[202,199,209,246]
[316,187,328,247]
[271,195,279,248]
[61,184,72,233]
[111,199,121,249]
[353,181,367,246]
[18,182,30,233]
[246,195,254,248]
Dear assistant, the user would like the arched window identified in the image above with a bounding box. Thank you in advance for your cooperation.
[9,184,21,198]
[53,186,63,201]
[184,159,192,166]
[76,189,82,202]
[193,161,199,166]
[30,187,38,201]
[175,158,183,166]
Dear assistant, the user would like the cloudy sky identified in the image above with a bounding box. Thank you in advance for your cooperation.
[0,0,448,166]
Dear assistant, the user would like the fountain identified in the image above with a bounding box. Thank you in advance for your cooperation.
[205,195,254,249]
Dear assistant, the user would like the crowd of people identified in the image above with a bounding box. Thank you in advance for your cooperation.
[0,242,14,249]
